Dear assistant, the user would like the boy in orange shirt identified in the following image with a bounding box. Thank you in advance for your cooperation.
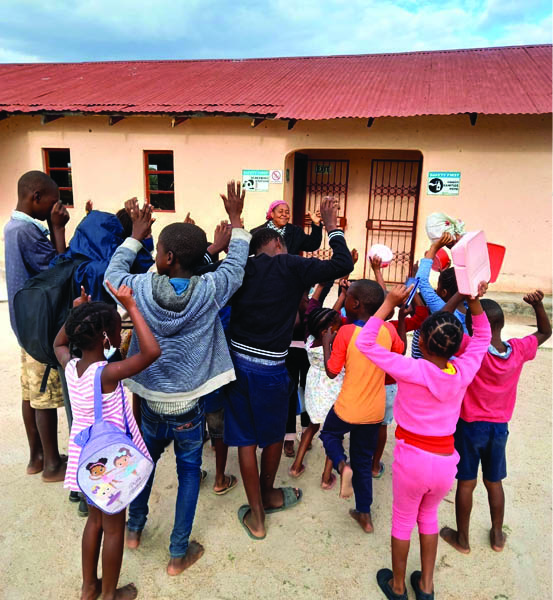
[321,280,404,533]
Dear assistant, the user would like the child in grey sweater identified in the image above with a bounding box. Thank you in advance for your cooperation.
[104,181,250,576]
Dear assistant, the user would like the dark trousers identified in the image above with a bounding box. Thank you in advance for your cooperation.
[320,406,381,514]
[285,347,311,434]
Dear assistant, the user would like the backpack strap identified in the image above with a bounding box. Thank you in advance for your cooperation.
[93,366,105,423]
[39,365,52,394]
[95,366,133,438]
[119,382,132,439]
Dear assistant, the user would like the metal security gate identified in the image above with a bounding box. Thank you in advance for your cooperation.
[303,159,349,259]
[364,159,422,283]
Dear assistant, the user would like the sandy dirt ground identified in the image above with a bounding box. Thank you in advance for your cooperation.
[0,303,551,600]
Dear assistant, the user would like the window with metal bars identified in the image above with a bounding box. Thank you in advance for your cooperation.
[43,148,73,206]
[144,151,175,211]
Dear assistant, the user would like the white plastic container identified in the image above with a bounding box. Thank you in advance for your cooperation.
[368,244,394,267]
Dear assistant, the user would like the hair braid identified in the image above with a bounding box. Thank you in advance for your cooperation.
[65,302,119,353]
[420,311,463,358]
[307,307,339,339]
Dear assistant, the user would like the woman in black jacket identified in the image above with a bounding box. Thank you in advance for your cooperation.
[251,200,322,255]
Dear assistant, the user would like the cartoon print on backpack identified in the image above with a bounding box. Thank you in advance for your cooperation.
[91,482,123,508]
[86,457,121,487]
[113,448,138,478]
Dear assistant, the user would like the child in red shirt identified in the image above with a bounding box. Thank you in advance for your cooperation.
[441,291,551,554]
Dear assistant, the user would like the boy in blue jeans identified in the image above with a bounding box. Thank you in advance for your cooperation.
[441,291,551,554]
[104,181,250,575]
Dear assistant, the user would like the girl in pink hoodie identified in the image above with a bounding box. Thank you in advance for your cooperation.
[356,284,490,600]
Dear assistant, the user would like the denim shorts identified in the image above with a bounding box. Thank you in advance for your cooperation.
[454,418,509,482]
[224,352,291,448]
[382,383,398,425]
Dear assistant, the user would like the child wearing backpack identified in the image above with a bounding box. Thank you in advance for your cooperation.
[4,171,70,482]
[54,282,160,600]
[104,182,250,575]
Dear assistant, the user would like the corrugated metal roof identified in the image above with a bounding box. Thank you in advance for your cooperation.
[0,45,550,120]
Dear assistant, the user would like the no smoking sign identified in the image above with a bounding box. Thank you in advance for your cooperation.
[270,170,283,184]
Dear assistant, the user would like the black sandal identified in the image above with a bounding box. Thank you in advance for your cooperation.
[376,569,407,600]
[410,571,435,600]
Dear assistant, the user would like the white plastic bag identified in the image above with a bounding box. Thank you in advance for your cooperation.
[425,213,466,242]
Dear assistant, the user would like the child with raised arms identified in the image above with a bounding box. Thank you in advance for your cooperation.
[440,290,551,555]
[54,283,161,600]
[356,283,490,600]
[320,280,404,534]
[289,307,344,488]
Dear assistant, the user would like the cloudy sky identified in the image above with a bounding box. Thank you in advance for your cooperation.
[1,0,551,63]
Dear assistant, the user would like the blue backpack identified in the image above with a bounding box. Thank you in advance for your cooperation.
[74,366,153,514]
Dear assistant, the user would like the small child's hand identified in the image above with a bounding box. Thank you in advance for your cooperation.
[106,281,136,310]
[184,212,196,225]
[211,220,232,253]
[220,180,245,228]
[523,290,544,307]
[387,284,413,307]
[124,197,138,217]
[338,277,350,294]
[322,328,337,347]
[320,197,338,231]
[370,255,382,271]
[433,232,455,250]
[85,200,93,214]
[477,281,488,298]
[73,286,91,307]
[50,201,70,228]
[398,303,415,320]
[131,202,155,241]
[351,248,359,265]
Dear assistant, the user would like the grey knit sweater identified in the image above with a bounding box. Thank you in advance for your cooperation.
[104,229,251,413]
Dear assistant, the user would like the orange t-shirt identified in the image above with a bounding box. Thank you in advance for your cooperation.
[327,322,403,424]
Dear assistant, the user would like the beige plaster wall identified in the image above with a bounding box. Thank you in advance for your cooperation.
[0,113,550,293]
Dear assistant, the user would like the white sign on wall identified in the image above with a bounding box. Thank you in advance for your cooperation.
[427,171,461,196]
[242,169,270,191]
[270,169,283,184]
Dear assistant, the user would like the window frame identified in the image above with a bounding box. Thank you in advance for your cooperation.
[143,150,175,213]
[43,148,74,207]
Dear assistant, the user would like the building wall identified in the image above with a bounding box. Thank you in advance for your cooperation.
[0,113,550,293]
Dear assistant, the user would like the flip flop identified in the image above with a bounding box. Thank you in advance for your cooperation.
[376,568,407,600]
[237,505,266,540]
[373,462,385,479]
[410,571,435,600]
[321,473,337,491]
[213,474,238,495]
[288,464,306,479]
[264,487,303,514]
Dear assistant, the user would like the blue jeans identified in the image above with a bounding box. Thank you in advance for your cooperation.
[127,398,205,558]
[320,407,381,514]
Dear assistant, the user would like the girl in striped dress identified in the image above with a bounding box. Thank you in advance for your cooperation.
[54,282,160,600]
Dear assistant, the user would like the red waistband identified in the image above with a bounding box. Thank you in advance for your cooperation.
[395,424,454,455]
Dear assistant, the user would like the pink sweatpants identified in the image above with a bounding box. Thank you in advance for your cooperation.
[391,439,459,540]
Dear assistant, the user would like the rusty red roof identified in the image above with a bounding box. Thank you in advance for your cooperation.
[0,45,550,120]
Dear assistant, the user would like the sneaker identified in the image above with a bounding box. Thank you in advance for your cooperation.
[68,491,80,503]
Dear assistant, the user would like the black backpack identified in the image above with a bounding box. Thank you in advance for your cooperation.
[14,257,83,369]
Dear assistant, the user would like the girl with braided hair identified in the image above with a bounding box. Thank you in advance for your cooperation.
[54,282,160,600]
[356,283,490,600]
[289,307,344,488]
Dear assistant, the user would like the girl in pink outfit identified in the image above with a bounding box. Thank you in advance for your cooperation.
[355,284,490,600]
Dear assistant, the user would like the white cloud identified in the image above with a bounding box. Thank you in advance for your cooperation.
[0,46,42,63]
